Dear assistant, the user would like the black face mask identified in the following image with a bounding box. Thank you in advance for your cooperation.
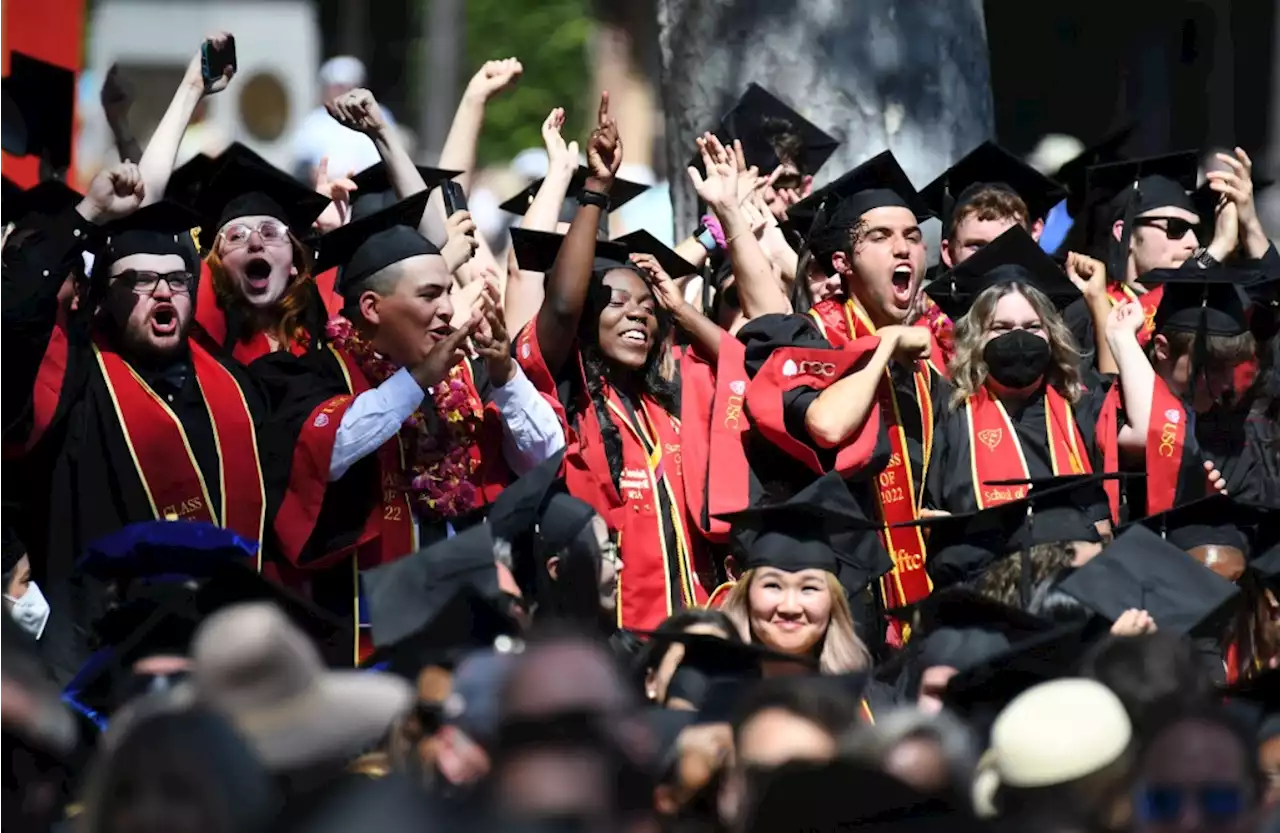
[983,329,1051,389]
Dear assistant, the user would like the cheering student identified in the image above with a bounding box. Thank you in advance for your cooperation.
[1,164,266,682]
[512,92,734,631]
[264,192,563,659]
[923,226,1117,517]
[1098,266,1268,513]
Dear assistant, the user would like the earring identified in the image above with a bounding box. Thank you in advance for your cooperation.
[646,688,657,701]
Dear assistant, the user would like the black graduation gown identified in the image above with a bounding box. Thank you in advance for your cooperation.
[1,207,269,684]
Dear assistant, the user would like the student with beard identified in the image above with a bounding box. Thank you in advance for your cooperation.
[924,226,1120,517]
[512,93,726,631]
[266,192,563,659]
[1,164,270,683]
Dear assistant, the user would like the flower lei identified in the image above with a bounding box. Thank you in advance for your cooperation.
[325,315,485,520]
[920,295,955,366]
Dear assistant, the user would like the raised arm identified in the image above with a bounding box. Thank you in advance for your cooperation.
[535,92,621,376]
[629,252,724,361]
[1209,148,1271,261]
[689,135,790,319]
[1066,252,1117,374]
[439,58,523,197]
[137,34,235,206]
[505,108,580,334]
[1103,301,1155,452]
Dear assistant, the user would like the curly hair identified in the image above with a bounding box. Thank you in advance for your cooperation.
[973,542,1077,609]
[720,569,870,674]
[205,230,317,350]
[948,282,1083,410]
[570,266,681,489]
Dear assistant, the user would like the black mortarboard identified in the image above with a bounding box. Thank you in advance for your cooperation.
[315,190,438,296]
[612,229,700,278]
[498,166,649,219]
[638,630,814,709]
[713,472,891,588]
[349,162,461,203]
[2,52,76,169]
[903,507,1019,590]
[887,588,1055,677]
[1056,125,1135,215]
[1130,494,1269,557]
[166,152,219,205]
[509,227,684,280]
[1,86,28,157]
[363,583,520,680]
[488,450,595,558]
[928,224,1081,319]
[788,150,931,231]
[1084,151,1200,276]
[646,706,698,780]
[1058,524,1241,636]
[920,141,1067,230]
[361,523,504,651]
[93,201,204,280]
[981,473,1122,546]
[3,178,83,225]
[1141,264,1259,338]
[688,83,840,177]
[941,620,1093,721]
[747,759,991,833]
[193,150,331,249]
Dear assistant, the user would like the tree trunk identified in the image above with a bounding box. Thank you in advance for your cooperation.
[656,0,995,238]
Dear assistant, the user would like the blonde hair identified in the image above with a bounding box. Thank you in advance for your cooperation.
[205,230,316,349]
[948,282,1083,410]
[720,569,870,674]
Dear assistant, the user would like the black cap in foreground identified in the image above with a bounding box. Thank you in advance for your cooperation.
[920,141,1067,229]
[508,226,697,278]
[2,52,76,168]
[313,190,436,294]
[788,150,931,231]
[93,201,204,280]
[499,166,649,218]
[636,630,814,709]
[193,149,332,249]
[689,83,841,177]
[349,162,460,202]
[1130,494,1270,557]
[928,224,1081,319]
[1142,264,1261,338]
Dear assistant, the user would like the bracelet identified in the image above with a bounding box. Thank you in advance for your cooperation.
[725,229,752,246]
[579,188,610,211]
[1191,247,1219,269]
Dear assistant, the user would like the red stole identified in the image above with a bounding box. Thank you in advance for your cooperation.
[965,386,1091,509]
[807,298,939,609]
[1105,282,1163,348]
[1096,375,1195,518]
[90,335,267,546]
[809,296,949,378]
[3,312,72,459]
[515,315,709,632]
[678,332,751,544]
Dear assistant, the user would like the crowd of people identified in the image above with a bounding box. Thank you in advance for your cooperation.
[3,29,1279,833]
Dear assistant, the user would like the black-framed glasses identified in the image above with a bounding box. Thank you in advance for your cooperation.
[115,270,195,296]
[1134,783,1246,825]
[1133,216,1202,242]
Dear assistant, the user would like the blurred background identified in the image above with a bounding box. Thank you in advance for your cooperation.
[5,0,1280,248]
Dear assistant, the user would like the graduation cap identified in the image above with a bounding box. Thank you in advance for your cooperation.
[363,583,521,681]
[1057,524,1241,636]
[713,472,892,590]
[920,141,1068,231]
[313,189,437,296]
[1128,494,1270,557]
[350,162,460,203]
[92,201,205,281]
[165,152,219,205]
[645,706,698,780]
[1218,668,1280,742]
[508,226,692,279]
[498,166,650,222]
[78,520,258,583]
[927,224,1082,319]
[1083,151,1200,275]
[637,630,814,710]
[746,759,991,833]
[612,229,700,278]
[788,150,931,232]
[1142,264,1260,338]
[2,52,76,169]
[688,83,840,178]
[193,149,332,249]
[1056,125,1135,215]
[2,178,83,225]
[361,523,505,651]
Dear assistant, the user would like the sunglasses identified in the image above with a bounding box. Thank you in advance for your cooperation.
[1134,783,1245,825]
[1132,216,1202,241]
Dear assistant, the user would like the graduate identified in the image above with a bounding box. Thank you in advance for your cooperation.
[923,225,1119,517]
[264,191,563,659]
[1096,265,1268,513]
[512,93,738,631]
[1,165,269,683]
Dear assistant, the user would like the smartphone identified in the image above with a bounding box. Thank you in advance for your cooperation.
[442,180,468,217]
[201,36,237,87]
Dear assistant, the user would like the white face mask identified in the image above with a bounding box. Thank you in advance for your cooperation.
[6,581,50,640]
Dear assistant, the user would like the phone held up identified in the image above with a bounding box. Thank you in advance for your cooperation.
[442,181,468,218]
[201,36,237,88]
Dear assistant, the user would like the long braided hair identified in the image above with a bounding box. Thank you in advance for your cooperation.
[569,266,680,488]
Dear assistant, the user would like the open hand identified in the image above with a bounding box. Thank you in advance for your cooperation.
[629,252,684,313]
[473,278,515,385]
[465,58,523,103]
[1111,608,1157,637]
[412,310,484,390]
[1206,196,1239,262]
[687,133,742,213]
[78,162,145,224]
[1066,252,1108,299]
[312,157,358,233]
[326,88,388,136]
[542,107,579,180]
[1206,148,1258,230]
[585,91,622,187]
[441,209,480,274]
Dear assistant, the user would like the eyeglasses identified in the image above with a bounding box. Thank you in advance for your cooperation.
[1134,783,1246,825]
[599,538,622,567]
[220,220,290,247]
[115,270,195,296]
[1133,216,1202,242]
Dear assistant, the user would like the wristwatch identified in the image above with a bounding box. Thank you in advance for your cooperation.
[578,188,610,211]
[1191,247,1219,269]
[694,223,718,252]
